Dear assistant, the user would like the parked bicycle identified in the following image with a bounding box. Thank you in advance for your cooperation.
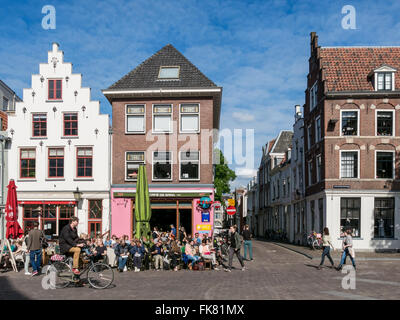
[306,231,323,250]
[46,247,114,289]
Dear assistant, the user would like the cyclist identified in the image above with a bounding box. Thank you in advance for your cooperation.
[59,216,84,275]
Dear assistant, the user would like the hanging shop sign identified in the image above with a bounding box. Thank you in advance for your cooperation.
[226,206,236,216]
[196,224,211,231]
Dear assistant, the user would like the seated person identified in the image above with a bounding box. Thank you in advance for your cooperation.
[150,240,164,271]
[83,239,94,257]
[103,235,112,247]
[169,240,181,271]
[185,240,200,270]
[13,240,25,263]
[130,240,145,272]
[93,238,107,263]
[193,233,202,246]
[114,239,131,272]
[199,239,219,270]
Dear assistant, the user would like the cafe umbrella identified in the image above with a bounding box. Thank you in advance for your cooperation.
[5,180,23,240]
[134,165,152,239]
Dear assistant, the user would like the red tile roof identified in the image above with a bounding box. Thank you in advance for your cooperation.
[320,47,400,92]
[268,139,275,153]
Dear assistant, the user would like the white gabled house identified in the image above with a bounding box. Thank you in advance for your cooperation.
[8,43,110,239]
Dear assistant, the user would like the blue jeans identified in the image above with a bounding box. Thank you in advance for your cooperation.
[243,240,253,260]
[118,256,128,270]
[30,249,42,273]
[187,255,200,266]
[339,248,356,268]
[320,246,334,266]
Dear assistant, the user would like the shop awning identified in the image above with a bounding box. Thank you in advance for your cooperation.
[18,201,77,205]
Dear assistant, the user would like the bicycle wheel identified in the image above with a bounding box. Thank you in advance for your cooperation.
[47,261,72,288]
[312,240,320,250]
[87,263,114,289]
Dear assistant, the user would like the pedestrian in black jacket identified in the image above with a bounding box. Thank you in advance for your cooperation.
[58,217,84,275]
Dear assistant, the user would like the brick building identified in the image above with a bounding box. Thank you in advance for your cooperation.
[103,44,222,238]
[304,32,400,250]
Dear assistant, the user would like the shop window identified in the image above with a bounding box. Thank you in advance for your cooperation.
[23,205,40,231]
[180,151,199,180]
[340,198,361,237]
[180,104,199,133]
[126,151,145,180]
[341,111,358,136]
[153,105,172,133]
[374,198,394,238]
[77,147,93,177]
[42,204,57,239]
[48,148,64,178]
[63,113,78,136]
[88,200,102,238]
[376,152,394,179]
[126,105,145,133]
[153,151,172,180]
[48,79,62,100]
[59,204,76,233]
[32,114,47,137]
[341,151,358,178]
[376,111,393,136]
[20,149,36,178]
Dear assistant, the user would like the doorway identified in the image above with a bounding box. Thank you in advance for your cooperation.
[148,208,192,235]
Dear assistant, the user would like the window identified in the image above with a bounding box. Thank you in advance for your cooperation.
[341,111,358,136]
[2,97,8,111]
[308,160,313,186]
[310,82,318,110]
[158,66,180,79]
[20,149,36,178]
[376,111,394,136]
[77,147,93,177]
[316,154,322,182]
[153,105,172,133]
[374,198,394,238]
[311,200,315,231]
[88,200,103,238]
[341,151,358,178]
[377,72,392,91]
[376,152,394,179]
[42,204,57,238]
[315,116,321,142]
[307,125,313,148]
[126,151,145,180]
[318,198,323,233]
[48,79,62,100]
[32,114,47,137]
[59,204,75,234]
[180,104,199,132]
[340,198,361,237]
[63,113,78,136]
[153,151,172,180]
[48,148,64,178]
[23,205,40,232]
[180,151,199,180]
[126,105,145,133]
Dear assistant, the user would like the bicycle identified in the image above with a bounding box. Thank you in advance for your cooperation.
[46,249,114,289]
[306,231,323,250]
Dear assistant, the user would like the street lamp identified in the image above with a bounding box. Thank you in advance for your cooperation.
[73,187,82,202]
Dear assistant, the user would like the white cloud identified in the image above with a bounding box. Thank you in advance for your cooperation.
[235,168,257,177]
[232,112,255,122]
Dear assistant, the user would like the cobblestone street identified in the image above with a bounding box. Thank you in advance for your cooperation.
[0,240,399,300]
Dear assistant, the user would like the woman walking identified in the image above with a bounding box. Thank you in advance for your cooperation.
[317,227,335,270]
[336,229,356,271]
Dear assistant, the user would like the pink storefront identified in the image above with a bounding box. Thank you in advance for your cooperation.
[110,185,214,239]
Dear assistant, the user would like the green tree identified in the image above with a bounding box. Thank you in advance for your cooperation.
[214,149,236,202]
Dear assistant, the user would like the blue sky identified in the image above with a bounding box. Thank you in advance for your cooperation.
[1,0,400,189]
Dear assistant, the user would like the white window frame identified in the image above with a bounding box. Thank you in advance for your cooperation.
[158,66,180,79]
[179,103,200,133]
[125,151,145,181]
[315,116,321,143]
[152,104,173,134]
[339,150,360,179]
[374,72,395,91]
[179,151,200,181]
[125,104,146,134]
[152,151,173,181]
[340,109,360,137]
[310,81,318,110]
[375,109,395,137]
[375,150,395,180]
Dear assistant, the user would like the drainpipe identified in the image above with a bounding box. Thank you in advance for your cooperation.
[108,127,112,237]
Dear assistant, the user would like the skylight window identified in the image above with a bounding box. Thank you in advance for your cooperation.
[158,66,180,79]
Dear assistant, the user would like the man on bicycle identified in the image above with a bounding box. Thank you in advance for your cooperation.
[59,216,84,275]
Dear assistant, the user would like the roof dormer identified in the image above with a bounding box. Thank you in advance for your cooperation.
[371,65,396,91]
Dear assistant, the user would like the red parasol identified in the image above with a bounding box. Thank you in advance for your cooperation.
[5,180,23,239]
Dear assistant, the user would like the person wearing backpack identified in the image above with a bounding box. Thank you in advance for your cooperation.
[27,221,45,276]
[225,225,245,272]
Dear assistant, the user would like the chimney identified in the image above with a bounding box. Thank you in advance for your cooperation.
[295,104,302,121]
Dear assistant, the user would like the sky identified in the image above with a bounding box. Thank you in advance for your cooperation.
[1,0,400,189]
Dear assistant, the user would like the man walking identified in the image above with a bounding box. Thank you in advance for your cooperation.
[225,225,245,272]
[27,221,44,276]
[242,225,253,261]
